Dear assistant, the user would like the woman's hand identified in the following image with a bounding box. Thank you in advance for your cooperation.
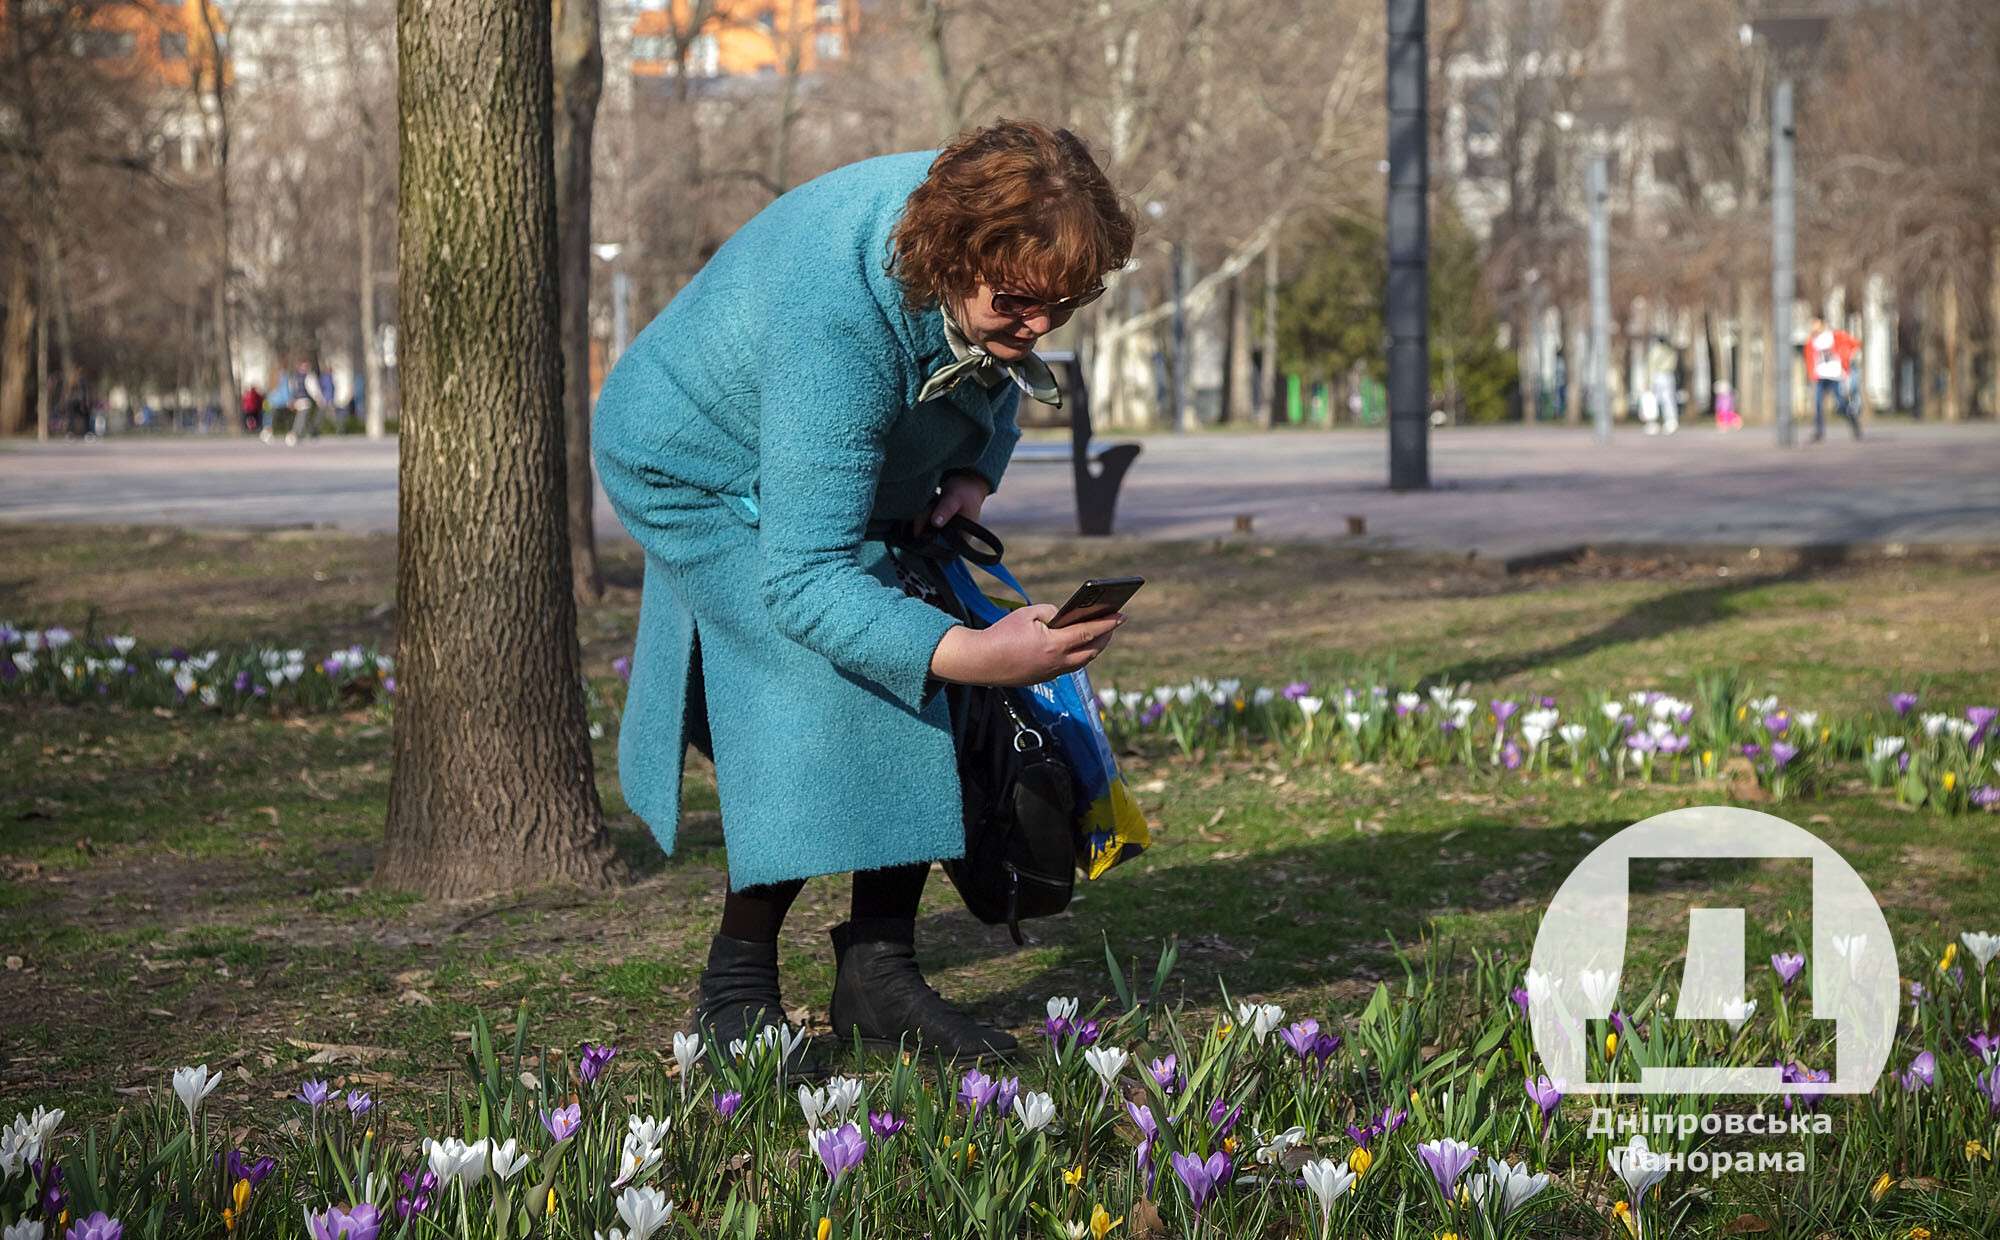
[913,472,990,536]
[930,604,1123,688]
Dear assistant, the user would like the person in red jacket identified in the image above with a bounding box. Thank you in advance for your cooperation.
[1804,317,1862,441]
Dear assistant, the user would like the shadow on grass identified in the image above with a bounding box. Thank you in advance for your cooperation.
[1417,545,1855,688]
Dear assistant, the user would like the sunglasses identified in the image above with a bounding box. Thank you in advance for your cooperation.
[989,282,1107,322]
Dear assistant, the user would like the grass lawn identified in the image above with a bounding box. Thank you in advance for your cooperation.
[2,523,1997,1136]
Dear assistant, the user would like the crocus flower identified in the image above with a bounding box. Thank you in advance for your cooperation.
[345,1092,372,1118]
[1890,692,1919,716]
[958,1070,999,1121]
[1963,932,2000,971]
[614,1186,673,1240]
[1015,1092,1056,1133]
[61,1213,120,1240]
[1206,1097,1242,1138]
[1510,986,1531,1015]
[1252,1125,1307,1165]
[1900,1051,1937,1092]
[1771,952,1806,987]
[541,1103,581,1142]
[1526,1074,1564,1121]
[1491,699,1519,725]
[1609,1134,1670,1205]
[1279,1019,1319,1059]
[1770,741,1798,768]
[1084,1045,1127,1092]
[1780,1060,1831,1111]
[171,1065,222,1128]
[1301,1158,1357,1218]
[1740,742,1762,760]
[1501,740,1523,770]
[1417,1138,1478,1199]
[296,1079,335,1109]
[218,1150,277,1188]
[34,1161,65,1218]
[714,1091,743,1119]
[612,656,632,681]
[1466,1157,1551,1218]
[1283,681,1312,700]
[672,1031,705,1080]
[394,1170,437,1220]
[1148,1054,1183,1094]
[1967,1032,2000,1063]
[994,1076,1021,1117]
[303,1203,380,1240]
[868,1110,905,1139]
[1169,1150,1232,1213]
[814,1123,867,1183]
[1073,1018,1102,1047]
[578,1043,618,1085]
[1310,1031,1343,1067]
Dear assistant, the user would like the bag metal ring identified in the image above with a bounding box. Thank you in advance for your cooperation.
[1013,727,1044,752]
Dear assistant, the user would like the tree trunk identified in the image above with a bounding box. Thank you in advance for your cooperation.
[553,0,605,603]
[196,0,237,428]
[1735,277,1763,424]
[360,141,385,437]
[1989,234,2000,418]
[1259,232,1278,429]
[1941,277,1965,423]
[1223,270,1251,425]
[0,260,34,436]
[384,0,617,897]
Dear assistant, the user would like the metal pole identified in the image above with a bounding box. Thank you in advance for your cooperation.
[1385,0,1429,489]
[1170,240,1187,432]
[1588,153,1612,441]
[1771,74,1796,447]
[610,266,632,366]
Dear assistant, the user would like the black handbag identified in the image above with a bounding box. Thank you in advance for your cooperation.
[872,515,1078,944]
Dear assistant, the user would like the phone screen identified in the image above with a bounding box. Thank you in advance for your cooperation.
[1049,576,1145,628]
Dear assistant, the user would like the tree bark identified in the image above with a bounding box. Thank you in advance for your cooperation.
[195,0,238,429]
[1990,233,2000,418]
[383,0,617,897]
[1,260,35,436]
[1259,235,1278,429]
[1941,277,1964,423]
[1222,270,1250,424]
[553,0,605,602]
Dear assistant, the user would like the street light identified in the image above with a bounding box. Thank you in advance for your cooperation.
[592,242,631,366]
[1741,13,1830,448]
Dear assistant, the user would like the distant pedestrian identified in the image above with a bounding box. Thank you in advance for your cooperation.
[1647,337,1679,435]
[241,385,265,434]
[1713,380,1742,432]
[1804,317,1862,441]
[287,362,324,445]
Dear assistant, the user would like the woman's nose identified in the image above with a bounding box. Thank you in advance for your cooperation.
[1023,312,1055,336]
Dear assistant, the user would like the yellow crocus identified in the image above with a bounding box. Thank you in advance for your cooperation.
[1819,727,1830,744]
[1967,1139,1991,1162]
[817,1217,832,1240]
[1940,942,1959,973]
[1349,1146,1374,1177]
[1215,1021,1234,1039]
[1440,1234,1462,1240]
[547,1187,558,1214]
[1606,1031,1619,1058]
[1064,1164,1085,1188]
[1234,697,1247,713]
[1943,771,1957,792]
[1222,1135,1237,1155]
[1910,1229,1932,1240]
[1702,749,1714,770]
[1870,1172,1893,1202]
[1090,1203,1122,1239]
[222,1208,237,1233]
[1737,705,1748,721]
[965,1143,979,1169]
[1613,1200,1637,1238]
[232,1179,251,1214]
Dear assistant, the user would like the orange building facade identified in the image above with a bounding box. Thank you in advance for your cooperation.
[628,0,861,82]
[56,0,229,93]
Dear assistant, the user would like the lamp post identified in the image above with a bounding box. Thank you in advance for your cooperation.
[1557,106,1619,443]
[591,241,631,367]
[1385,0,1429,490]
[1741,14,1830,448]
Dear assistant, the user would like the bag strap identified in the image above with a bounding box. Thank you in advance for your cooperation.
[864,513,1006,566]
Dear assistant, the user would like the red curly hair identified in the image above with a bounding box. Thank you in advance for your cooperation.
[887,119,1137,312]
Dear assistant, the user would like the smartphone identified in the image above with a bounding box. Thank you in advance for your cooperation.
[1048,576,1145,628]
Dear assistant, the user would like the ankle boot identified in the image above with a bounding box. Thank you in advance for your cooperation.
[693,933,784,1052]
[828,917,1019,1061]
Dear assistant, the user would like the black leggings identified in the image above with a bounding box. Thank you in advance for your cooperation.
[688,629,930,942]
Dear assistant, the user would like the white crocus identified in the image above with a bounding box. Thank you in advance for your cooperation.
[1152,686,1173,704]
[1747,695,1778,713]
[1119,692,1143,713]
[490,1138,531,1182]
[1870,736,1906,762]
[1579,969,1620,1012]
[1396,692,1422,713]
[1014,1091,1056,1133]
[1097,687,1117,709]
[1252,686,1276,706]
[6,1107,62,1169]
[796,1084,830,1128]
[1558,723,1588,746]
[1217,678,1242,697]
[627,1114,670,1148]
[1922,712,1950,737]
[1301,1157,1357,1217]
[1253,1125,1307,1165]
[610,1132,662,1189]
[1961,932,2000,971]
[1236,1001,1285,1040]
[1175,685,1197,706]
[110,636,136,655]
[672,1031,705,1080]
[1083,1045,1128,1091]
[171,1065,222,1127]
[0,1129,26,1181]
[824,1076,865,1121]
[1794,710,1819,730]
[1609,1134,1671,1202]
[1047,996,1080,1023]
[1722,998,1757,1032]
[422,1136,489,1185]
[1601,701,1626,721]
[1297,696,1324,718]
[4,1219,44,1240]
[1466,1157,1551,1217]
[614,1185,673,1240]
[1342,710,1367,734]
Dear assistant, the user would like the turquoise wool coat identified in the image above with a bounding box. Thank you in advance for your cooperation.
[593,151,1024,890]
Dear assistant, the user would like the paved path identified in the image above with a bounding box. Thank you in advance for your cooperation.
[4,423,1998,560]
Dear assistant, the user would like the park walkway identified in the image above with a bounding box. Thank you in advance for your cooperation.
[3,423,1998,560]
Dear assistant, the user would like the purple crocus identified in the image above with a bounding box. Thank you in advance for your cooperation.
[1771,952,1806,987]
[1526,1074,1564,1121]
[1043,1014,1073,1042]
[1376,1105,1408,1136]
[612,655,633,681]
[1206,1097,1242,1138]
[218,1150,277,1187]
[306,1203,382,1240]
[1283,681,1312,700]
[296,1079,336,1109]
[958,1069,1000,1121]
[1501,740,1523,770]
[578,1042,618,1085]
[1890,692,1919,716]
[1899,1051,1937,1092]
[1416,1138,1479,1199]
[1073,1018,1102,1048]
[1510,986,1531,1016]
[1978,1068,2000,1114]
[1148,1054,1183,1095]
[1139,702,1165,728]
[63,1212,122,1240]
[1345,1121,1377,1149]
[1310,1031,1344,1068]
[1969,1033,2000,1063]
[1763,712,1791,735]
[1170,1150,1232,1213]
[34,1160,67,1218]
[1779,1060,1831,1111]
[395,1170,438,1220]
[1967,706,1997,742]
[345,1092,372,1118]
[1609,1011,1628,1035]
[1973,786,2000,810]
[714,1091,743,1120]
[994,1075,1021,1117]
[868,1110,906,1140]
[814,1123,867,1183]
[234,670,253,693]
[541,1102,582,1142]
[1769,741,1798,769]
[1127,1100,1160,1143]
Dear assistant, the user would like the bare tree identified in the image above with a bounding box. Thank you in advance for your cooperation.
[554,0,606,600]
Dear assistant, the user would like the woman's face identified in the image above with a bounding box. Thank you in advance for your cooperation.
[952,280,1061,361]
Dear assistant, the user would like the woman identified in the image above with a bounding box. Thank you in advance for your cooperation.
[594,120,1137,1060]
